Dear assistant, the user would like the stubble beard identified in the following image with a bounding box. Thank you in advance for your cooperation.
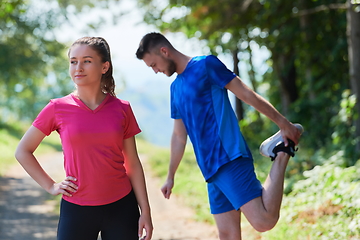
[165,59,177,77]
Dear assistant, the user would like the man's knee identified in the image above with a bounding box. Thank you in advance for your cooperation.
[251,215,279,232]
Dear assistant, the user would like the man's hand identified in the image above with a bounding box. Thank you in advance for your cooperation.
[281,123,303,146]
[161,178,174,199]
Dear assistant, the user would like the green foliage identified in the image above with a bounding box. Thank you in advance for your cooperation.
[142,135,360,239]
[135,0,359,235]
[0,123,24,175]
[4,122,359,238]
[0,0,70,121]
[257,0,349,155]
[0,0,122,122]
[330,89,359,164]
[136,0,355,167]
[136,137,171,178]
[262,157,360,239]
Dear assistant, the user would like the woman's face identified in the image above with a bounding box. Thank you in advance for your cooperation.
[69,44,109,88]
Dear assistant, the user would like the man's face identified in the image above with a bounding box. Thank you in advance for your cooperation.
[142,52,176,77]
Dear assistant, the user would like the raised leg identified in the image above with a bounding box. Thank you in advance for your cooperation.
[240,152,290,232]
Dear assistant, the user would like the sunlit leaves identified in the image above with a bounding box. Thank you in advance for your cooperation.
[276,161,360,238]
[0,0,115,121]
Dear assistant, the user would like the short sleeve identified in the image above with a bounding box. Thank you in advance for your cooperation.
[32,100,58,136]
[123,103,141,139]
[170,83,181,119]
[205,55,237,88]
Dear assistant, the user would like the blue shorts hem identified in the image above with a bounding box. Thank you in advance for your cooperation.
[210,190,262,215]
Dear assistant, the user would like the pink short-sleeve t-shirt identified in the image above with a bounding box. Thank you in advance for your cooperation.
[33,93,141,206]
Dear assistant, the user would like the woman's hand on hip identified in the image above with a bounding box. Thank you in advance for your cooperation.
[49,176,78,197]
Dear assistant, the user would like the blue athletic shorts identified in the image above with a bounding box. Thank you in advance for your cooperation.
[207,157,263,214]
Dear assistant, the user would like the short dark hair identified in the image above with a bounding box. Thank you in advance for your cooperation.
[69,37,116,96]
[136,32,174,59]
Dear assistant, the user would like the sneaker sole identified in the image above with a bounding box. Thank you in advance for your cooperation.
[259,123,304,158]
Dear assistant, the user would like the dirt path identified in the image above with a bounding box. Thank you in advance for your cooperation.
[0,152,219,240]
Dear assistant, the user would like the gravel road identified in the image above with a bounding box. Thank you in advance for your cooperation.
[0,152,219,240]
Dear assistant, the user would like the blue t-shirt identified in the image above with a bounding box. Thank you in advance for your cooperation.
[170,55,252,181]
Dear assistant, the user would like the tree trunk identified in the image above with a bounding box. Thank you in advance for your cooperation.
[347,1,360,153]
[299,0,316,101]
[232,50,244,120]
[247,45,262,120]
[272,52,298,116]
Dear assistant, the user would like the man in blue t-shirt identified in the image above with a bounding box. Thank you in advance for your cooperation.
[136,32,303,239]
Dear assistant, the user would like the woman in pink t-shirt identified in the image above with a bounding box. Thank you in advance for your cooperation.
[15,37,153,240]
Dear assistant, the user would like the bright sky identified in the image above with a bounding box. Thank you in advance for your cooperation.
[51,0,268,145]
[54,0,207,89]
[49,0,268,90]
[52,0,209,145]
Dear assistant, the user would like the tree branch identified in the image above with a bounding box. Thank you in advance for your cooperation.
[294,3,347,17]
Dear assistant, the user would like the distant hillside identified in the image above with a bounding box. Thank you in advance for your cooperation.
[118,79,173,147]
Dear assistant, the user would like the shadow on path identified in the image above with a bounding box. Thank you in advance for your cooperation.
[0,152,219,240]
[0,176,58,240]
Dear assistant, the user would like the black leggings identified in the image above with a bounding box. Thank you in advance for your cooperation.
[57,190,140,240]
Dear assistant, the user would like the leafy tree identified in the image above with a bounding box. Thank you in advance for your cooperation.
[347,0,360,154]
[136,0,359,165]
[1,0,64,121]
[0,0,120,122]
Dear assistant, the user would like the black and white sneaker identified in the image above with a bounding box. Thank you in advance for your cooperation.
[259,123,304,161]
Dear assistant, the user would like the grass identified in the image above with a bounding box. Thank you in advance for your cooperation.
[265,159,360,240]
[0,122,62,176]
[137,138,360,240]
[2,124,359,239]
[136,138,214,224]
[0,121,63,214]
